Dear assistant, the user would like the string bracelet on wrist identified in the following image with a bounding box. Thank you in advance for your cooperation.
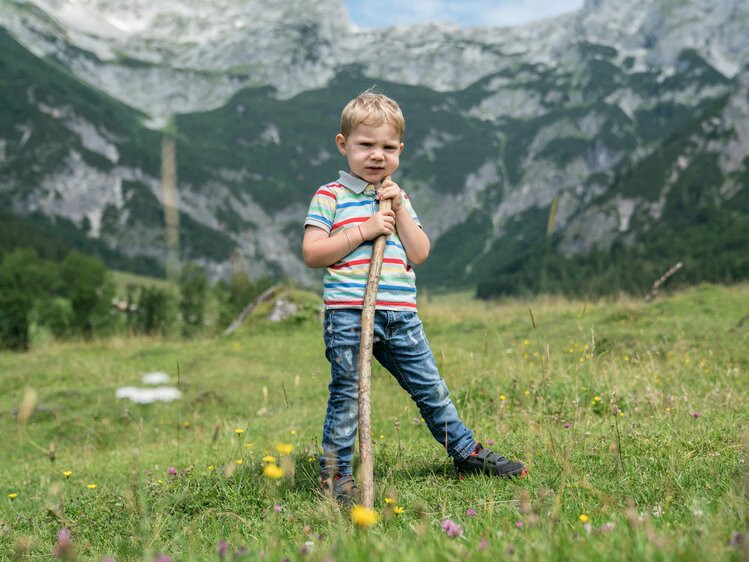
[357,224,365,243]
[343,228,353,252]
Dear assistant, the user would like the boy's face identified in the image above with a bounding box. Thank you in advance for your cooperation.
[335,122,404,185]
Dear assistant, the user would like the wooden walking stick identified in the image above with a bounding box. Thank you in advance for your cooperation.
[357,197,391,508]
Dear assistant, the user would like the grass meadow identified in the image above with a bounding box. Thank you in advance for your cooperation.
[1,283,748,561]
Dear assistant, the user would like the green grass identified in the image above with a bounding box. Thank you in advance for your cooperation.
[1,284,748,561]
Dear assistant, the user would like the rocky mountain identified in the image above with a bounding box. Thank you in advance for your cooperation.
[1,0,748,295]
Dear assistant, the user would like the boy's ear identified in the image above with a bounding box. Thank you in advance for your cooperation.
[335,134,347,155]
[399,142,404,155]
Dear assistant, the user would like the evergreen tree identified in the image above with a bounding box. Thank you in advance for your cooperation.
[0,249,53,351]
[179,262,208,337]
[59,252,114,338]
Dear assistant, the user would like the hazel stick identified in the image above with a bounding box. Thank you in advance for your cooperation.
[357,197,391,508]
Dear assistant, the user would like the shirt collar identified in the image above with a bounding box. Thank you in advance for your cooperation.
[338,170,374,194]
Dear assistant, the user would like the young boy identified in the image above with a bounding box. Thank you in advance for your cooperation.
[302,91,526,505]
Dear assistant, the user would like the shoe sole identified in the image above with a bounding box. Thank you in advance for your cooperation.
[455,467,528,479]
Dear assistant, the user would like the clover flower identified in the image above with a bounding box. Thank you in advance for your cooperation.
[441,518,463,537]
[52,528,74,561]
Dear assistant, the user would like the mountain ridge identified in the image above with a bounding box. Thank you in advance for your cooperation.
[1,0,748,296]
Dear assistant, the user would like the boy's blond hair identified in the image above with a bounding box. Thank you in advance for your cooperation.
[340,91,405,140]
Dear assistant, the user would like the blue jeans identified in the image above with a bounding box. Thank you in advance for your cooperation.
[320,309,476,476]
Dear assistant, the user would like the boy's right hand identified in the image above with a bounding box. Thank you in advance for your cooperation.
[361,210,396,240]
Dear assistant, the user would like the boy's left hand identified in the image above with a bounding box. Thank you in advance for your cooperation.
[377,176,403,212]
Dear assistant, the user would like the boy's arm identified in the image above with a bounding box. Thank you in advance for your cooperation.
[302,211,397,268]
[394,208,430,265]
[302,226,352,268]
[377,178,430,265]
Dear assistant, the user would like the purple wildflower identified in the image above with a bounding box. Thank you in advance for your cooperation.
[441,518,463,537]
[486,439,494,446]
[692,412,701,418]
[52,528,75,561]
[466,508,477,517]
[479,537,489,550]
[167,467,177,476]
[564,423,571,429]
[154,555,173,562]
[515,521,524,528]
[218,541,228,559]
[273,504,283,512]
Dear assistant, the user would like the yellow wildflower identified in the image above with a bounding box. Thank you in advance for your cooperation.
[393,506,405,514]
[8,493,17,500]
[208,465,215,471]
[499,394,507,401]
[182,420,190,428]
[246,442,254,449]
[579,514,589,523]
[276,443,293,456]
[87,484,97,490]
[351,505,379,527]
[594,396,601,402]
[236,459,243,465]
[262,455,278,463]
[290,430,297,436]
[384,497,395,504]
[63,471,73,478]
[263,464,284,479]
[234,428,245,435]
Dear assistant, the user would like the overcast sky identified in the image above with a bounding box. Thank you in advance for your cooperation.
[345,0,584,28]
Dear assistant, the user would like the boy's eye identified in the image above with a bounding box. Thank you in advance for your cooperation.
[360,142,372,147]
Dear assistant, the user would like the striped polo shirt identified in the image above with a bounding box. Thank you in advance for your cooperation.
[304,171,421,311]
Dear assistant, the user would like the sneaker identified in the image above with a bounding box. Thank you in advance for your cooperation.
[320,473,359,506]
[454,443,527,478]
